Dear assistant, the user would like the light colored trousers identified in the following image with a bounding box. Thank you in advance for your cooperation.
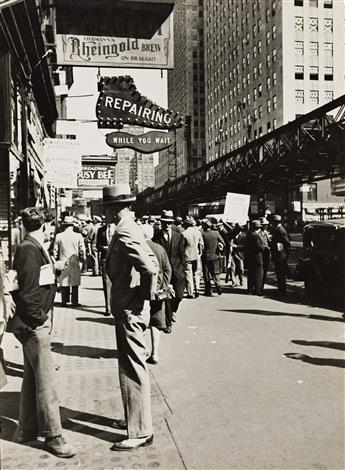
[114,301,152,438]
[15,317,62,438]
[185,258,202,296]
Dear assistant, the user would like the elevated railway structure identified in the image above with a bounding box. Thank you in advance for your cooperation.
[136,95,345,215]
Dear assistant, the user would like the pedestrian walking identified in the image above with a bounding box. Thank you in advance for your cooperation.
[232,224,246,286]
[183,216,204,298]
[53,216,85,307]
[153,210,186,332]
[89,216,102,276]
[201,219,225,296]
[173,216,185,234]
[142,224,172,364]
[8,207,76,458]
[270,214,291,295]
[245,220,265,296]
[259,217,271,293]
[96,220,115,316]
[103,184,156,451]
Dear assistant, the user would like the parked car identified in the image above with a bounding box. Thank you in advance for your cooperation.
[296,219,345,304]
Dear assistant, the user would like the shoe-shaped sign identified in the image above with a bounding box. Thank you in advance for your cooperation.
[96,76,184,130]
[106,130,175,154]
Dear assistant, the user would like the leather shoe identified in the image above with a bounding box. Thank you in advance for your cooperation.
[163,326,172,334]
[45,435,76,458]
[110,435,153,451]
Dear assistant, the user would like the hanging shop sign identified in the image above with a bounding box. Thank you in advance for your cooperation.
[56,15,173,69]
[96,76,184,130]
[43,138,81,188]
[106,131,174,154]
[77,165,115,187]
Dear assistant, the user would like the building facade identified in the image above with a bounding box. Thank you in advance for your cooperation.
[205,0,344,162]
[155,0,206,187]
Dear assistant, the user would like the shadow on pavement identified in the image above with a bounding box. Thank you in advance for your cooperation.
[82,287,103,291]
[51,342,118,359]
[284,353,345,369]
[76,316,114,325]
[0,392,123,445]
[221,309,344,323]
[73,305,108,316]
[4,360,23,378]
[61,407,124,443]
[291,340,345,351]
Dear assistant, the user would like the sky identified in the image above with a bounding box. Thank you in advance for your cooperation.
[66,67,167,155]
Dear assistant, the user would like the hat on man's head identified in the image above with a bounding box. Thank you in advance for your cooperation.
[251,219,261,229]
[271,214,282,222]
[93,215,102,223]
[184,215,195,226]
[62,216,75,225]
[175,216,183,223]
[161,210,174,222]
[259,217,269,225]
[142,215,149,221]
[102,184,136,206]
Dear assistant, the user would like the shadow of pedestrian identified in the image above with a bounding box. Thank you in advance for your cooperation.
[51,342,118,359]
[291,340,345,351]
[61,407,124,443]
[0,392,123,445]
[220,309,344,323]
[4,360,23,378]
[284,353,345,369]
[76,316,114,325]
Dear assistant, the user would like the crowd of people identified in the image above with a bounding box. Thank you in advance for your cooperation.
[0,183,291,457]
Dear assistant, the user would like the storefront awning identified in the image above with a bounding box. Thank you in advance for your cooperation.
[56,0,175,39]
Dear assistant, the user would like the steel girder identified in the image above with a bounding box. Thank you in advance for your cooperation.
[136,95,345,212]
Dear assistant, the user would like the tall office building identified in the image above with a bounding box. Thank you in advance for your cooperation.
[155,0,206,187]
[113,126,155,193]
[205,0,344,162]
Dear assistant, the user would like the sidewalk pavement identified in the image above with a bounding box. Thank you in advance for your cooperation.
[0,274,184,470]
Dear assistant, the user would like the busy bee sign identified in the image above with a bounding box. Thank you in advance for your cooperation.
[78,165,114,187]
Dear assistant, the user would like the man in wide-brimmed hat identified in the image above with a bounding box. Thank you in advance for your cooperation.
[103,184,156,451]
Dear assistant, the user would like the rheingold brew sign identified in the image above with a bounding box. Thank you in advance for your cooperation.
[106,131,174,154]
[96,76,184,130]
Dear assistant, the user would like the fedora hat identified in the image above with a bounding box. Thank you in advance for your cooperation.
[184,215,195,226]
[161,210,174,222]
[271,214,282,222]
[62,216,75,225]
[102,184,136,205]
[259,217,269,225]
[251,219,261,229]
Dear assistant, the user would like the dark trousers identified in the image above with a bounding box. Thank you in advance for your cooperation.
[202,258,221,294]
[100,259,111,312]
[274,259,288,293]
[262,249,270,292]
[247,264,264,295]
[61,286,79,306]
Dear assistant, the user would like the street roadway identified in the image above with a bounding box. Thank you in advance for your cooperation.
[0,274,344,470]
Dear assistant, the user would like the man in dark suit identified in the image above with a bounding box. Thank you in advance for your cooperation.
[270,214,291,295]
[153,210,186,332]
[245,220,265,296]
[96,220,115,315]
[10,207,76,458]
[201,220,225,296]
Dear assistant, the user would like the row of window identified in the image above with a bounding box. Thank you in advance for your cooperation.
[295,65,334,80]
[295,89,334,104]
[295,41,333,56]
[295,0,333,7]
[295,16,333,32]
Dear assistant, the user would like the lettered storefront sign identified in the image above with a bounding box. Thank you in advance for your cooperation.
[106,131,175,154]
